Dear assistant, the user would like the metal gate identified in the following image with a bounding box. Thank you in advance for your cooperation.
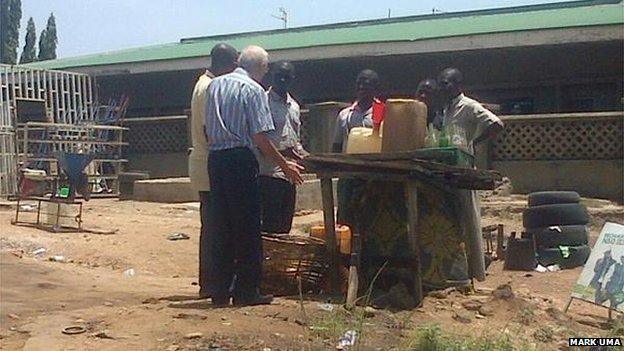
[0,64,97,197]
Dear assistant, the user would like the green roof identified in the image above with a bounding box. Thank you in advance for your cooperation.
[27,0,624,70]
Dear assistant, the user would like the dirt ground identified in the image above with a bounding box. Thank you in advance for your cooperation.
[0,194,622,351]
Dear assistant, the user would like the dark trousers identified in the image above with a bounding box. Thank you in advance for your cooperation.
[207,147,262,298]
[198,191,212,296]
[259,176,296,234]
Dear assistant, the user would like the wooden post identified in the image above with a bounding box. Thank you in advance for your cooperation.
[321,177,340,294]
[405,180,423,306]
[496,224,504,260]
[564,297,574,313]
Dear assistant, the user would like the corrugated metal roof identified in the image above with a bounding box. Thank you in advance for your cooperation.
[27,0,624,70]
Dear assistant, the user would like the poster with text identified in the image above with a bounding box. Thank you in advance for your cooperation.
[571,222,624,312]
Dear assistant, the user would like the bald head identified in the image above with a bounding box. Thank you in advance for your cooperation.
[210,43,238,76]
[438,67,463,102]
[239,45,269,82]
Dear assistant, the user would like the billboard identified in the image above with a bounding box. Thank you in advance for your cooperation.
[571,222,624,312]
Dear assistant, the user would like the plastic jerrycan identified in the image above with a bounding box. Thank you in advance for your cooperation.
[381,99,427,153]
[345,100,385,154]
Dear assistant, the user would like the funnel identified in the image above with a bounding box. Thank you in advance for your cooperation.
[56,152,95,200]
[57,152,94,178]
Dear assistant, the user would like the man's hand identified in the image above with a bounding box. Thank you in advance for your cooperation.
[283,160,305,185]
[253,133,305,185]
[474,121,504,145]
[282,148,303,161]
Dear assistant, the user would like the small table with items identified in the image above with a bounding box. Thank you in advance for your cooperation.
[303,147,500,307]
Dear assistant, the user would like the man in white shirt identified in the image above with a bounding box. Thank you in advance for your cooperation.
[258,61,308,233]
[188,43,238,299]
[438,67,504,281]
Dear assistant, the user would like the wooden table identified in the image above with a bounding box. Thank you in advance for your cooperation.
[303,151,501,305]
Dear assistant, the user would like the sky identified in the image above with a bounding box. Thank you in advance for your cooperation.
[20,0,572,59]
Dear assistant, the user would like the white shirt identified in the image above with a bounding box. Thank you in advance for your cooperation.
[188,71,214,192]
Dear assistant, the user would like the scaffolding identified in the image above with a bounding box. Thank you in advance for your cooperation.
[0,63,127,198]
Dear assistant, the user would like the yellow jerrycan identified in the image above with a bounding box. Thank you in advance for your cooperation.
[345,124,383,154]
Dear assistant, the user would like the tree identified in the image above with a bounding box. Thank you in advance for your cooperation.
[19,17,36,63]
[38,12,57,61]
[0,0,22,64]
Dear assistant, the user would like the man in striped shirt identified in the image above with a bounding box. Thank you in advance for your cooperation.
[258,61,308,234]
[205,45,304,307]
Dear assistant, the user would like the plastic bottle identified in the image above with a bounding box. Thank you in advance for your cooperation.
[438,125,450,147]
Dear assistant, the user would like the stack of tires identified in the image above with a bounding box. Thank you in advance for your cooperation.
[523,191,591,269]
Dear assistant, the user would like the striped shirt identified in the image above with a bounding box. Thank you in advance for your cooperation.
[258,89,303,179]
[205,67,275,151]
[333,102,373,153]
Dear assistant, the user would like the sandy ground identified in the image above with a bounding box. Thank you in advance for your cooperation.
[0,195,622,351]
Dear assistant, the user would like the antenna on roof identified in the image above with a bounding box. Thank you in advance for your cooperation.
[387,8,391,18]
[432,7,445,14]
[272,7,288,29]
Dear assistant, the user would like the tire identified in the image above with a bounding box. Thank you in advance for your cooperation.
[530,225,589,248]
[528,191,581,207]
[537,245,591,269]
[523,203,589,228]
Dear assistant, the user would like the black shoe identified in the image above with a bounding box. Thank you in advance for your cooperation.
[233,293,273,306]
[198,290,211,300]
[211,295,230,307]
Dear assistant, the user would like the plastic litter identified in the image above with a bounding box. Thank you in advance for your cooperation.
[547,264,560,272]
[167,233,190,241]
[558,246,571,258]
[62,326,86,335]
[32,248,46,255]
[19,204,36,212]
[123,268,136,277]
[547,226,562,233]
[336,330,357,350]
[317,302,334,312]
[49,255,66,262]
[535,264,561,272]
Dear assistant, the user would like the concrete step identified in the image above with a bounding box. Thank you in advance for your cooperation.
[132,176,336,211]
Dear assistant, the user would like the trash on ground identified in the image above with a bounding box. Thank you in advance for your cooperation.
[19,204,36,212]
[62,326,87,335]
[49,255,66,262]
[535,264,548,273]
[123,268,136,277]
[31,248,46,255]
[547,226,562,232]
[92,330,116,339]
[167,233,190,241]
[547,264,560,272]
[185,332,203,339]
[317,302,334,312]
[336,330,357,349]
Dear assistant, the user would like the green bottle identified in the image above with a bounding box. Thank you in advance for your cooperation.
[439,126,450,147]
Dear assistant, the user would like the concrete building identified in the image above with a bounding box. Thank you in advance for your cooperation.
[27,0,624,201]
[29,0,623,115]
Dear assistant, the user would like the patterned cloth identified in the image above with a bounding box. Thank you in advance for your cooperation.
[339,181,469,296]
[205,68,274,151]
